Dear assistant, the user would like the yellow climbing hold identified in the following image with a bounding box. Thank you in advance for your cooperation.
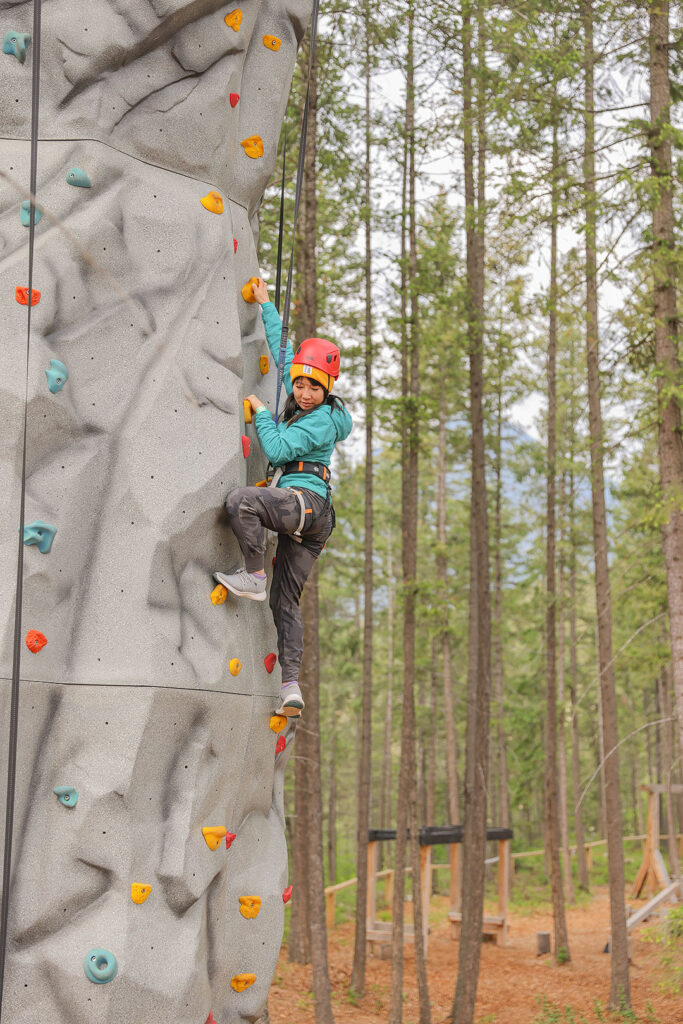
[131,883,152,904]
[269,714,287,734]
[211,584,228,606]
[241,277,259,303]
[239,895,262,919]
[243,398,253,424]
[225,9,242,30]
[231,973,256,992]
[200,190,224,214]
[229,658,242,676]
[263,35,281,51]
[202,826,228,850]
[260,355,269,375]
[241,135,264,159]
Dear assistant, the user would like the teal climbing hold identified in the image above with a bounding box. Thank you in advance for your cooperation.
[2,31,31,63]
[23,520,57,553]
[53,785,78,808]
[20,200,42,227]
[84,949,118,984]
[45,359,68,394]
[66,167,92,188]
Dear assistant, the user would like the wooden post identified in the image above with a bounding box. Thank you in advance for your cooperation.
[584,843,592,873]
[385,868,394,908]
[419,845,431,955]
[497,838,510,946]
[450,842,462,914]
[366,840,377,938]
[325,889,335,931]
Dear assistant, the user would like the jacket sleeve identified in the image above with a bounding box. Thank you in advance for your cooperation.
[254,408,335,466]
[260,301,293,396]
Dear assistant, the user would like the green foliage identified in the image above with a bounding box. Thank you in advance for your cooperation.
[643,906,683,995]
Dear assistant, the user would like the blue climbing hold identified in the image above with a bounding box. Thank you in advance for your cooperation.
[66,167,92,188]
[23,520,57,553]
[53,785,78,808]
[84,949,118,984]
[2,31,31,63]
[45,359,68,394]
[20,200,42,227]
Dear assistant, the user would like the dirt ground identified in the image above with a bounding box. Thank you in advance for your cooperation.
[269,889,682,1023]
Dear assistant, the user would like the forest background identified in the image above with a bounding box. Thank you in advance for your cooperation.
[255,2,683,1023]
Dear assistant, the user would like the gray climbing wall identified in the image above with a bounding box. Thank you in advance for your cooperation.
[0,1,310,1021]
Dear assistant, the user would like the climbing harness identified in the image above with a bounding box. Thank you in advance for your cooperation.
[0,2,42,1018]
[273,0,320,422]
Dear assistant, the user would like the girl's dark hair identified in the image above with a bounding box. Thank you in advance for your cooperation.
[281,380,346,425]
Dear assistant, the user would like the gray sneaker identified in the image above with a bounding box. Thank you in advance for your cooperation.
[213,569,267,602]
[276,682,305,717]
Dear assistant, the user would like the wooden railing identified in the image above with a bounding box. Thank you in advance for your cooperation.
[321,833,683,930]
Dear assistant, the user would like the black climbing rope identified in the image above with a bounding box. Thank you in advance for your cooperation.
[274,131,287,313]
[273,0,320,422]
[0,2,42,1018]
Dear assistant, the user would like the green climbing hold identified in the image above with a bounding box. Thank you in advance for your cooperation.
[66,167,92,188]
[20,201,41,227]
[45,359,68,394]
[23,520,57,553]
[83,949,118,984]
[53,785,78,808]
[2,31,31,63]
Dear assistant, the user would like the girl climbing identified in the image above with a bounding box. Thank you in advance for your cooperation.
[214,278,352,717]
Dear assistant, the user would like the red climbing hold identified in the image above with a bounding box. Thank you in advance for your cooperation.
[233,238,238,253]
[205,1014,217,1024]
[230,93,240,107]
[264,652,277,674]
[275,735,286,755]
[242,435,250,458]
[282,885,293,904]
[25,629,47,653]
[225,831,237,850]
[15,286,40,306]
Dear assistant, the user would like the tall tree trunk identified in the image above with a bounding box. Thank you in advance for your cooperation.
[545,114,571,961]
[379,530,395,872]
[649,0,683,774]
[328,717,337,885]
[451,2,491,1021]
[350,0,374,993]
[583,2,630,1006]
[389,7,430,1020]
[558,476,574,904]
[437,401,461,825]
[568,465,589,890]
[492,384,510,836]
[658,650,681,881]
[428,634,438,827]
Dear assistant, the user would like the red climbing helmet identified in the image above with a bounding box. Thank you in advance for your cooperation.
[290,337,340,393]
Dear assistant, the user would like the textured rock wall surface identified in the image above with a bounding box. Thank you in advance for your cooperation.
[0,2,310,1021]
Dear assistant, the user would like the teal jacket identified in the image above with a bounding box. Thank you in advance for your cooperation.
[254,302,352,498]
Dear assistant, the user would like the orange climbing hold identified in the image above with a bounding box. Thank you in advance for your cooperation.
[243,398,253,424]
[211,583,228,606]
[202,826,227,850]
[229,658,242,676]
[224,9,242,30]
[239,895,262,919]
[230,93,240,107]
[15,286,40,306]
[25,630,47,653]
[260,355,269,375]
[200,190,224,214]
[282,885,293,904]
[241,277,259,303]
[130,883,152,904]
[269,714,287,734]
[225,831,237,850]
[240,135,264,159]
[263,35,281,51]
[231,974,256,993]
[242,435,251,458]
[275,735,286,756]
[264,652,277,674]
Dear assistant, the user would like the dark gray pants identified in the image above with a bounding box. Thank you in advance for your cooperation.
[224,485,333,681]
